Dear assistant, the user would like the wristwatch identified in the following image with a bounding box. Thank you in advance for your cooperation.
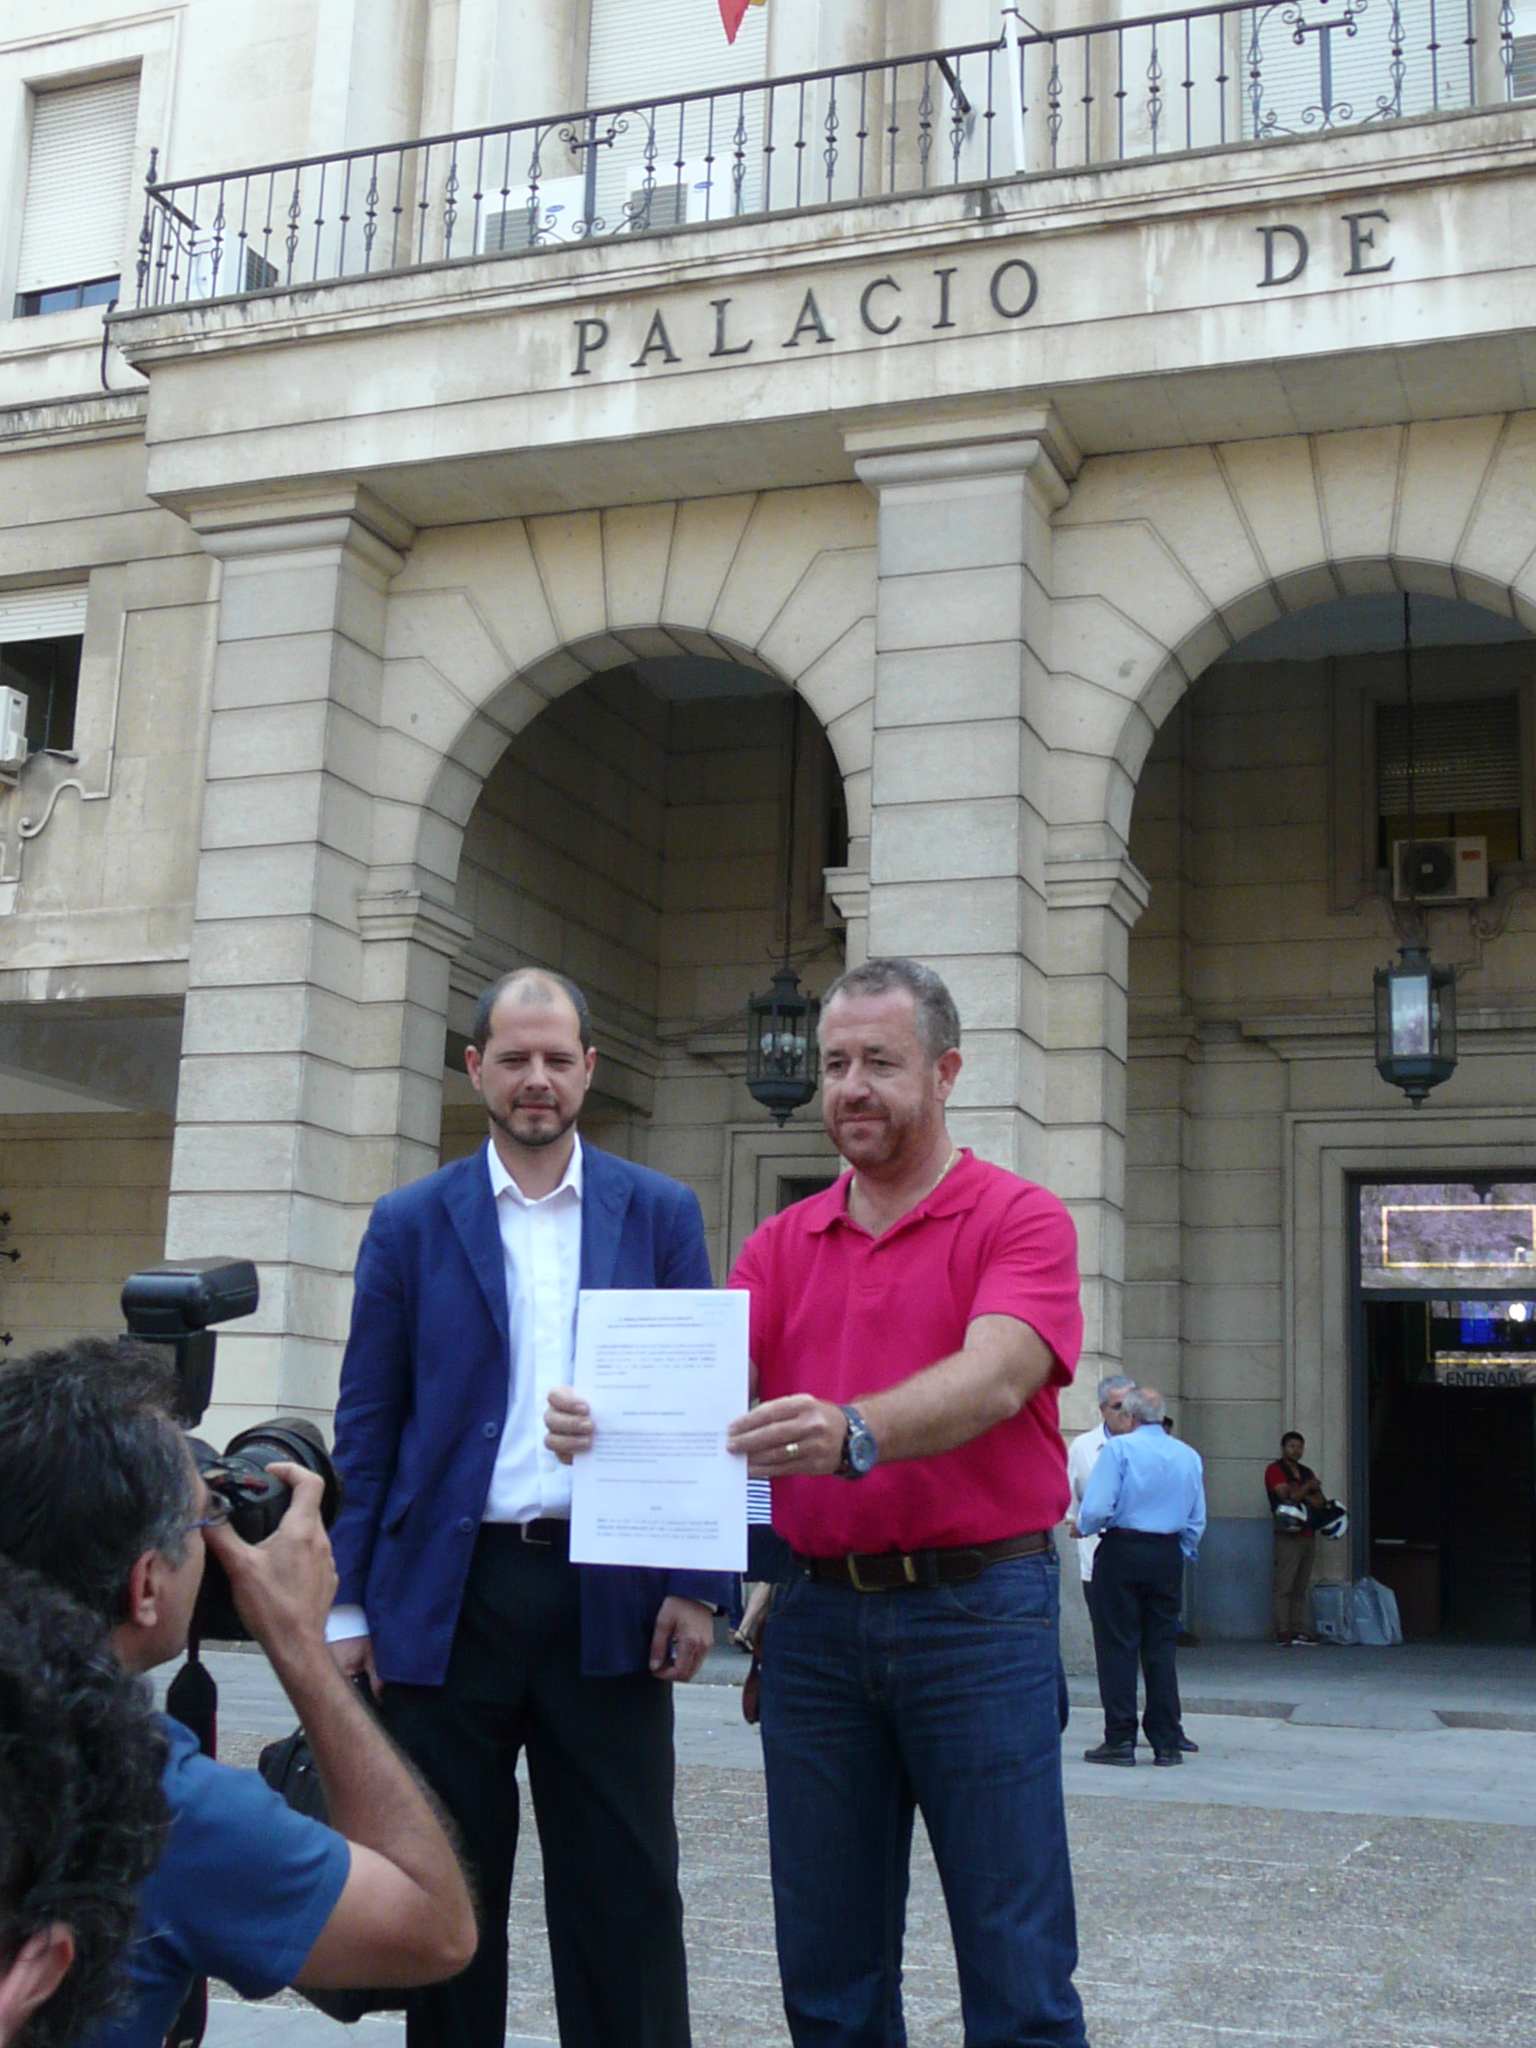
[836,1405,879,1479]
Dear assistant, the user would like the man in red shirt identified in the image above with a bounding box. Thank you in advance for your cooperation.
[723,957,1089,2048]
[1266,1432,1327,1644]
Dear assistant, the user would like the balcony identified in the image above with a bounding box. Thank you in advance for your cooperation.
[134,0,1530,310]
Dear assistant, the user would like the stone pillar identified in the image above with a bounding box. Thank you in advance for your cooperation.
[165,485,471,1439]
[849,410,1078,1181]
[1043,839,1150,1423]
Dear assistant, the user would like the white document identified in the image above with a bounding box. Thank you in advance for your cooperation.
[569,1288,749,1572]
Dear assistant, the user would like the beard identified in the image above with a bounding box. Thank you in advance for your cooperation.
[487,1097,580,1151]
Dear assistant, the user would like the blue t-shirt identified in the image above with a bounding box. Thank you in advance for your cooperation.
[85,1717,352,2048]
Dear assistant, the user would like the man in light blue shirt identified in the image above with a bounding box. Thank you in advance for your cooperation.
[1076,1387,1205,1767]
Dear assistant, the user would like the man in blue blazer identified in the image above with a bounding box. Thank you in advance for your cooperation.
[328,967,729,2048]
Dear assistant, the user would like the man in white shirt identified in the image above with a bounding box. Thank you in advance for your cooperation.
[1066,1375,1136,1618]
[328,970,730,2048]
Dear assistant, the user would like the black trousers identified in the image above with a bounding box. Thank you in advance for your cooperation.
[380,1527,691,2048]
[1089,1529,1184,1754]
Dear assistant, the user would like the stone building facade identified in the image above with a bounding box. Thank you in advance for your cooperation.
[2,0,1535,1639]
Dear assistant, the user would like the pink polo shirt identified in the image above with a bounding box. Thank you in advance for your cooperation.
[727,1151,1082,1557]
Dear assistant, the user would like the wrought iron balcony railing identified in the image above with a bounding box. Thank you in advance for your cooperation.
[135,0,1528,309]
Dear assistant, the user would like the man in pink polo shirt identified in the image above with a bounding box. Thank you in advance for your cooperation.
[724,958,1089,2048]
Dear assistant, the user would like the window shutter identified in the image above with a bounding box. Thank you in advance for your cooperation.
[582,1,769,232]
[1377,696,1523,814]
[0,589,88,642]
[15,75,139,297]
[586,0,766,108]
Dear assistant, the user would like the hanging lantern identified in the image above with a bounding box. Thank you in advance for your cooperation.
[746,965,819,1124]
[1374,944,1457,1108]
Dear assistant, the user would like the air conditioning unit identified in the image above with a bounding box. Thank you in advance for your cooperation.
[1392,836,1489,903]
[482,176,588,251]
[0,686,27,773]
[625,159,726,230]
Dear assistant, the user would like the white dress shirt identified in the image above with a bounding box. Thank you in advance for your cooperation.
[1066,1421,1107,1582]
[326,1135,585,1644]
[482,1133,583,1523]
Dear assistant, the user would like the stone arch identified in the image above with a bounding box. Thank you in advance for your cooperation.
[371,485,875,902]
[1046,415,1536,854]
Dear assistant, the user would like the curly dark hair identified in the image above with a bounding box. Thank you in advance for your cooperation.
[0,1339,193,1624]
[0,1559,170,2048]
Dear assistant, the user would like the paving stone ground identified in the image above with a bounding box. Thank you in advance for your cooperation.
[204,1651,1536,2048]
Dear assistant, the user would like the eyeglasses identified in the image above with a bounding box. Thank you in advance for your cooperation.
[186,1494,233,1536]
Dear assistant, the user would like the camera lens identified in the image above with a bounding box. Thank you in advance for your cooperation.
[223,1417,342,1530]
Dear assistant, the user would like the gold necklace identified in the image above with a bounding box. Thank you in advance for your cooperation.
[851,1144,961,1220]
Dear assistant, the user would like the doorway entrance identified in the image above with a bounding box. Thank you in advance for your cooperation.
[1356,1179,1536,1642]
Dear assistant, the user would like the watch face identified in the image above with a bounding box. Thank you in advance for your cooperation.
[847,1417,878,1475]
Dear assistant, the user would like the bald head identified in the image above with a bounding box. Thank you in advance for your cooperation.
[472,969,591,1051]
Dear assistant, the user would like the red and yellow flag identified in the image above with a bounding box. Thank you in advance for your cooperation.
[719,0,765,44]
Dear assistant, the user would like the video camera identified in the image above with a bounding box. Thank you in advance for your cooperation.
[121,1258,341,1641]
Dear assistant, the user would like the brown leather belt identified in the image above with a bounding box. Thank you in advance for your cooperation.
[795,1529,1052,1592]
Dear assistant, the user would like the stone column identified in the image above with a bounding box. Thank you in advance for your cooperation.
[849,410,1078,1181]
[165,485,471,1439]
[1043,839,1150,1422]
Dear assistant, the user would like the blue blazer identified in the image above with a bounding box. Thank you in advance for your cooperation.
[330,1141,732,1686]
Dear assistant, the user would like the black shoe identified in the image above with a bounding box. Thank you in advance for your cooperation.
[1177,1733,1199,1753]
[1083,1741,1136,1767]
[1152,1749,1183,1767]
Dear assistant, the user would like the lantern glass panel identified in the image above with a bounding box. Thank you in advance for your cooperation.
[1390,972,1432,1057]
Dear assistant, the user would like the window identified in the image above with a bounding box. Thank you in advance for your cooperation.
[1376,695,1522,865]
[14,74,138,319]
[583,0,766,229]
[0,589,88,753]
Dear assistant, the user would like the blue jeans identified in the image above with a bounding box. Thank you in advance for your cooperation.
[759,1552,1088,2048]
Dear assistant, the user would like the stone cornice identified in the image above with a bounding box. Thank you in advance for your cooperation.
[0,391,146,448]
[188,482,416,571]
[1044,849,1152,925]
[356,890,474,958]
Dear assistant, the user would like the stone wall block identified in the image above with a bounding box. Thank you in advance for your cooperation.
[870,796,1027,885]
[193,844,323,923]
[1043,596,1165,718]
[875,564,1025,653]
[867,876,1028,957]
[175,1051,312,1127]
[1047,1047,1128,1135]
[383,595,509,710]
[874,473,1029,577]
[1452,410,1536,588]
[710,486,874,651]
[825,700,873,778]
[661,494,759,629]
[205,699,331,782]
[871,718,1024,807]
[1313,424,1403,569]
[198,774,327,851]
[601,502,676,625]
[1215,434,1331,588]
[215,551,352,643]
[526,509,607,645]
[873,641,1023,729]
[1053,523,1212,670]
[756,547,875,682]
[796,615,876,733]
[1394,413,1506,572]
[1061,444,1266,614]
[1050,749,1137,841]
[944,1105,1044,1179]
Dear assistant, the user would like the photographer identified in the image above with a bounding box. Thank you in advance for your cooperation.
[0,1341,476,2048]
[0,1558,169,2048]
